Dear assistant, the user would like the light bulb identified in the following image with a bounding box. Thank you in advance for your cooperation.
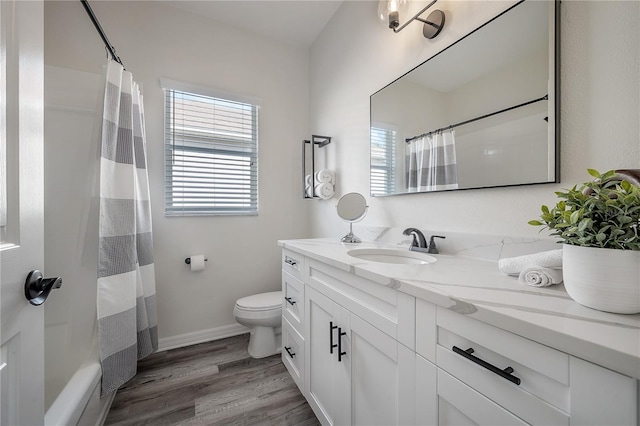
[377,0,408,30]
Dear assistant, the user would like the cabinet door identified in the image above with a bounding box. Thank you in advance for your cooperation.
[305,286,350,426]
[348,314,402,426]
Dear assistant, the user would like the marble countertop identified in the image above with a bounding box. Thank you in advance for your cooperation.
[278,238,640,380]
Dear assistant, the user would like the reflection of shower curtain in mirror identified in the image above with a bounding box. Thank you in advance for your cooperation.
[407,130,459,192]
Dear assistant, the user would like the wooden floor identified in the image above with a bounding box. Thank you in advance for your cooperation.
[104,334,319,426]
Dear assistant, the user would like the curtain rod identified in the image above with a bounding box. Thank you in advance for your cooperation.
[80,0,125,69]
[405,94,549,143]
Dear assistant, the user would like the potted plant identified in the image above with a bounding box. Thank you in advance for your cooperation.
[529,169,640,314]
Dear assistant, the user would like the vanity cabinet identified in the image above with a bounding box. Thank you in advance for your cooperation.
[280,244,638,426]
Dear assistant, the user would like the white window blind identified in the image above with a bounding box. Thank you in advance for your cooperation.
[370,127,396,196]
[164,89,258,216]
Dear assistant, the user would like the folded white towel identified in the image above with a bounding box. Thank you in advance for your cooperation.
[305,174,313,186]
[315,169,334,184]
[305,185,314,198]
[519,266,563,287]
[498,249,562,276]
[315,182,334,200]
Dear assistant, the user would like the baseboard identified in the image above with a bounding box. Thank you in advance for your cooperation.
[95,390,116,426]
[158,323,249,352]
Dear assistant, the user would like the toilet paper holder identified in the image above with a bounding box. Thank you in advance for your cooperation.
[185,257,208,265]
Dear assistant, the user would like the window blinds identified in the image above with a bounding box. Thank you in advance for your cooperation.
[164,89,258,216]
[370,127,396,196]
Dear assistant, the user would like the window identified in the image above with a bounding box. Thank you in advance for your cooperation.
[370,127,396,196]
[164,88,258,216]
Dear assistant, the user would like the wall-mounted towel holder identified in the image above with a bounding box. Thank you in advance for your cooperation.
[302,135,332,199]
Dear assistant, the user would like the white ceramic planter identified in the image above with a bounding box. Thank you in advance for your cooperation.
[563,244,640,314]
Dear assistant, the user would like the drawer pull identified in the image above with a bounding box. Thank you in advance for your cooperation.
[338,327,347,362]
[284,257,297,267]
[284,297,296,306]
[284,346,296,358]
[452,346,521,386]
[329,322,338,354]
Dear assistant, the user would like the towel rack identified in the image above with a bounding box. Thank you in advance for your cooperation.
[302,135,332,199]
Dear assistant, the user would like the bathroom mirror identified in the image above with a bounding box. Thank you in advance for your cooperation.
[370,0,559,196]
[336,192,368,243]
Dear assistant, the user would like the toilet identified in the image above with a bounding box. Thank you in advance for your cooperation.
[233,291,282,358]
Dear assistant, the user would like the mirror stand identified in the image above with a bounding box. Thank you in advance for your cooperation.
[336,192,368,244]
[341,222,361,244]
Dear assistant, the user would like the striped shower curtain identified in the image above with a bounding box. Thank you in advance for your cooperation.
[407,129,459,191]
[98,60,158,396]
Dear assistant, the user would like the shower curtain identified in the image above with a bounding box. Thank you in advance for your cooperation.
[407,129,459,191]
[97,60,158,396]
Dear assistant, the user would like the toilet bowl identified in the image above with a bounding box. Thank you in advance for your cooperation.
[233,291,282,358]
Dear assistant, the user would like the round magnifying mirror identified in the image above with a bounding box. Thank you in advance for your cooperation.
[336,193,368,243]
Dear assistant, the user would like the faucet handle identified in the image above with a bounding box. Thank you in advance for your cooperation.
[428,235,446,254]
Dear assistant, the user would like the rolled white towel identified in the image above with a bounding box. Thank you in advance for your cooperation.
[498,249,562,276]
[315,182,334,200]
[519,266,563,287]
[305,174,313,186]
[305,185,314,198]
[315,169,334,184]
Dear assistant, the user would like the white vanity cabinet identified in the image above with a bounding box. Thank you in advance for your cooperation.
[280,243,639,426]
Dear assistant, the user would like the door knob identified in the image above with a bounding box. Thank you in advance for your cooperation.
[24,270,62,306]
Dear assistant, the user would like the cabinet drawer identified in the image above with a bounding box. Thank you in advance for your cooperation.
[437,307,569,425]
[437,368,528,426]
[282,316,305,393]
[282,270,304,334]
[282,249,304,280]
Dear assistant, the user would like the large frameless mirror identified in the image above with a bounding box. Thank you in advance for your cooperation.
[370,0,559,196]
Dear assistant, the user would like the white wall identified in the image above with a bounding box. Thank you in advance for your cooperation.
[309,0,640,239]
[44,65,103,409]
[44,1,310,347]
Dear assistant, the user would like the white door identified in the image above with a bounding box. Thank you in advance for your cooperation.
[0,0,45,425]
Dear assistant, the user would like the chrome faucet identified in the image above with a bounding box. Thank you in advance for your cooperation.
[402,228,428,252]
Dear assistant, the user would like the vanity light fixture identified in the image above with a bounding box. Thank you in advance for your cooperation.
[378,0,445,39]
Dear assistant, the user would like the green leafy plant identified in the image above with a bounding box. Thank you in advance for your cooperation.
[529,169,640,250]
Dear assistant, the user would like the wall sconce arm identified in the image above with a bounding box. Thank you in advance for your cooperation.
[392,0,438,33]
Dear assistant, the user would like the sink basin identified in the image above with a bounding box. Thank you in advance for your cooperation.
[347,248,437,265]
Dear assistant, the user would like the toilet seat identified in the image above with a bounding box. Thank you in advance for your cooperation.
[235,291,282,311]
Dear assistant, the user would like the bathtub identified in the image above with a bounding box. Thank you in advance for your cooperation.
[44,360,114,426]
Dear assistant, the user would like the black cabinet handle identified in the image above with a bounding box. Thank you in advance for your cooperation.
[452,346,521,385]
[338,327,347,362]
[284,297,296,306]
[329,322,338,354]
[284,257,297,267]
[284,346,295,359]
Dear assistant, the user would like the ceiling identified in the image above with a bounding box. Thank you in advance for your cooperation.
[163,1,344,48]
